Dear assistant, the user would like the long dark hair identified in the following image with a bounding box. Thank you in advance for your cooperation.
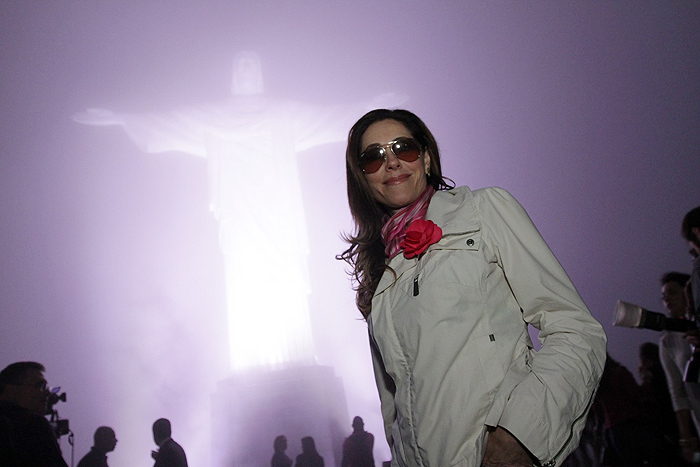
[337,109,453,318]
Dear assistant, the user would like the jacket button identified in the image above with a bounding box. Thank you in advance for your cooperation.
[466,239,474,246]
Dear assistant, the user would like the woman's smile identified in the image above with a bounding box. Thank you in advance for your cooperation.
[384,173,411,185]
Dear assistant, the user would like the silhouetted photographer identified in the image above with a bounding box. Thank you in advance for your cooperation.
[0,361,69,467]
[614,206,700,384]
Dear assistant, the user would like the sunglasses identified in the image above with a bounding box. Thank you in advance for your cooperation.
[359,137,422,174]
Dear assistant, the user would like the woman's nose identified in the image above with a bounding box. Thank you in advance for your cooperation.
[384,149,401,170]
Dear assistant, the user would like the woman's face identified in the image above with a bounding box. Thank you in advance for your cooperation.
[361,119,431,212]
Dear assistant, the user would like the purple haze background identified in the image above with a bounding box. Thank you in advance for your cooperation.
[1,1,699,466]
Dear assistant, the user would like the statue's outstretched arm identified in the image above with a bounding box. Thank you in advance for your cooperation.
[72,107,208,157]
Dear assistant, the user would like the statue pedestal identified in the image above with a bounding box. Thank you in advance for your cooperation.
[211,365,349,467]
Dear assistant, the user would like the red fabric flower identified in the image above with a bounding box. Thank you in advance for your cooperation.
[400,219,442,259]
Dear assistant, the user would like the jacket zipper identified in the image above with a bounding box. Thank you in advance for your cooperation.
[412,249,433,297]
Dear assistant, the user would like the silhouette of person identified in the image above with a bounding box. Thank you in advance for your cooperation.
[658,271,700,463]
[596,353,686,466]
[341,416,374,467]
[0,361,68,467]
[73,51,405,372]
[294,436,324,467]
[271,435,293,467]
[151,418,188,467]
[638,342,679,443]
[77,426,118,467]
[682,206,700,321]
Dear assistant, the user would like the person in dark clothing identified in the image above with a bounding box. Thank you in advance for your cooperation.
[77,426,117,467]
[596,353,687,466]
[151,418,188,467]
[638,342,680,443]
[342,416,375,467]
[0,361,68,467]
[295,436,324,467]
[272,435,293,467]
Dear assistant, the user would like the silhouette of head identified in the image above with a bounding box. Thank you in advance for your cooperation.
[94,426,117,453]
[352,416,364,432]
[273,435,287,453]
[232,51,264,96]
[301,436,317,454]
[152,418,172,445]
[0,361,49,416]
[639,342,660,367]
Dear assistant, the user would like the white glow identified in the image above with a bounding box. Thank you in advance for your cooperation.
[73,52,396,373]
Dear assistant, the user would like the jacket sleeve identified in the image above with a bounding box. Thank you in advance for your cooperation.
[368,330,397,448]
[479,187,607,466]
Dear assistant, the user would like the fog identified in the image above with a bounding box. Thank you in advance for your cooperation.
[1,2,699,466]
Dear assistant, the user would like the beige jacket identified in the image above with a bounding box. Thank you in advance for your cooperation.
[368,186,606,467]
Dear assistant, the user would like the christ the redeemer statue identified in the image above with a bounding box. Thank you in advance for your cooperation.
[74,51,404,372]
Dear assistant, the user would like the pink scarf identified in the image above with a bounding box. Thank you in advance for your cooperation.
[381,186,436,259]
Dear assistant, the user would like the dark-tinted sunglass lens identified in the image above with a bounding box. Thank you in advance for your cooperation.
[392,139,421,162]
[360,147,384,174]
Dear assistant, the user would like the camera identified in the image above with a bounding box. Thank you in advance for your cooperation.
[47,387,66,410]
[46,387,70,438]
[613,300,694,332]
[613,300,700,382]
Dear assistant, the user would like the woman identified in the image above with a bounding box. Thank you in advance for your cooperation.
[271,435,293,467]
[338,109,606,467]
[294,436,324,467]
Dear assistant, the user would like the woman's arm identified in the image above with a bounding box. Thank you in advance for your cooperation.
[479,187,607,465]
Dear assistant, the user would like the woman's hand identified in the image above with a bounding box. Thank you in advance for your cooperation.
[482,426,534,467]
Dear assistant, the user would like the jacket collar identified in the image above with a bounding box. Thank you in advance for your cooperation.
[425,186,481,236]
[375,186,481,296]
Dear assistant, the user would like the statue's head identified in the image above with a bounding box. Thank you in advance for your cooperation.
[232,51,264,96]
